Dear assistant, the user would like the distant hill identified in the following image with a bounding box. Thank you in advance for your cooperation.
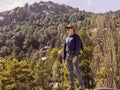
[0,1,92,27]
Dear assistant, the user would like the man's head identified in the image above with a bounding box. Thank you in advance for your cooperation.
[65,24,74,35]
[65,24,74,29]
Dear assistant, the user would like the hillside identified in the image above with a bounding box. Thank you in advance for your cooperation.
[0,1,93,58]
[0,1,120,90]
[0,1,88,27]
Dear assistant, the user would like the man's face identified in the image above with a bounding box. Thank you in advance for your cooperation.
[67,27,73,35]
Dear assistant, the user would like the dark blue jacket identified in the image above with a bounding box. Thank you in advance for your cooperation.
[62,33,81,60]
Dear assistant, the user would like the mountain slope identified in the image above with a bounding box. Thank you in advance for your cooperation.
[0,1,82,27]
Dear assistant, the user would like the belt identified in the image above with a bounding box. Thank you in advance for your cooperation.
[66,51,75,54]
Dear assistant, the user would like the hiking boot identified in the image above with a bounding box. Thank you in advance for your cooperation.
[67,85,75,90]
[77,85,85,90]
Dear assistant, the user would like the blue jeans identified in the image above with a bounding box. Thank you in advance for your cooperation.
[66,53,83,86]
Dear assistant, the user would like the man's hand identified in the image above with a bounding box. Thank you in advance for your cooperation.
[72,56,77,63]
[62,60,66,64]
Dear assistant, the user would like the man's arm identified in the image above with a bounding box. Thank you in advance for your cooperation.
[72,35,81,63]
[75,35,81,56]
[62,42,66,62]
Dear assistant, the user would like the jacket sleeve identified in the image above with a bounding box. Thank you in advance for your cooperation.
[75,35,81,56]
[62,42,66,60]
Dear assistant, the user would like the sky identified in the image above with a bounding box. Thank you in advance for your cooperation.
[0,0,120,13]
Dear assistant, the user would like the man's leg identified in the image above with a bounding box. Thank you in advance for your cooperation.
[66,55,75,90]
[74,59,84,86]
[66,54,74,85]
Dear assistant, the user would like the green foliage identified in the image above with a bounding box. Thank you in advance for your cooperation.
[0,58,34,90]
[0,10,91,60]
[0,28,93,90]
[48,48,58,60]
[78,30,95,88]
[0,30,98,90]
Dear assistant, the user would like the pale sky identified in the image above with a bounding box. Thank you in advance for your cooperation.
[0,0,120,13]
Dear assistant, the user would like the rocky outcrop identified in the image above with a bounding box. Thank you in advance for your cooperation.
[0,1,79,27]
[91,15,120,89]
[0,7,28,25]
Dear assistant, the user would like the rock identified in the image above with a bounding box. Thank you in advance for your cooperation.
[53,82,59,89]
[91,15,120,89]
[95,88,117,90]
[0,16,4,21]
[16,8,25,19]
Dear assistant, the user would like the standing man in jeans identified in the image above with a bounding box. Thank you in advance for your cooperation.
[62,24,84,90]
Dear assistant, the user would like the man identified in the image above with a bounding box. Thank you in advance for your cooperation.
[62,24,84,90]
